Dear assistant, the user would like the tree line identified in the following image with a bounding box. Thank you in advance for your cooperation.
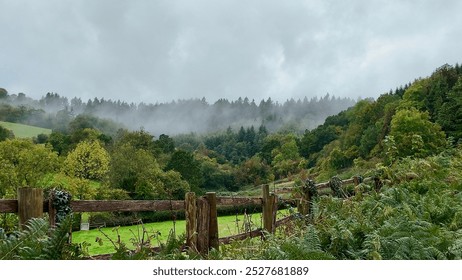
[0,90,355,135]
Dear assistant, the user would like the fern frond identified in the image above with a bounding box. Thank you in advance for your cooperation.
[0,217,83,260]
[0,218,48,260]
[448,237,462,259]
[41,216,72,260]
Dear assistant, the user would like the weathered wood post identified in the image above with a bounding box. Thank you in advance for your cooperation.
[196,197,210,255]
[17,187,43,229]
[298,185,311,216]
[262,185,277,234]
[48,190,57,228]
[206,192,219,251]
[262,184,271,232]
[185,192,219,255]
[185,192,197,250]
[271,193,278,231]
[353,176,360,186]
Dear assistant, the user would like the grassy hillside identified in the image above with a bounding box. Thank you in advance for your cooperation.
[0,121,51,138]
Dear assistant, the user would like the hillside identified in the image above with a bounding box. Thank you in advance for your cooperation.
[0,121,51,139]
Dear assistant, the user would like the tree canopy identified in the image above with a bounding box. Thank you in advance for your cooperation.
[63,140,110,181]
[0,139,58,197]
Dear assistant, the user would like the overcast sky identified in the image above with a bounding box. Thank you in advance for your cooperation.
[1,0,461,104]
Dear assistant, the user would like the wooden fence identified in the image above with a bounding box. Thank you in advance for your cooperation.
[0,175,380,257]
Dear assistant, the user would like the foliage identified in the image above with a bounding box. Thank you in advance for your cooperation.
[0,139,59,198]
[299,124,341,166]
[0,214,18,234]
[47,131,72,155]
[235,155,273,187]
[108,143,189,199]
[168,148,462,261]
[0,124,14,141]
[210,223,334,260]
[307,148,462,260]
[158,170,190,200]
[389,108,446,158]
[0,104,51,128]
[50,189,73,224]
[68,114,119,141]
[0,88,7,99]
[438,76,462,141]
[114,129,156,153]
[38,173,98,200]
[204,125,267,165]
[68,148,462,260]
[271,134,304,179]
[165,150,203,193]
[0,217,86,260]
[63,140,110,181]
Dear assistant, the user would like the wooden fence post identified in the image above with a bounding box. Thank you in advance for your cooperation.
[298,185,311,216]
[185,192,197,250]
[48,190,57,228]
[196,197,210,255]
[206,192,219,251]
[353,176,360,186]
[271,193,278,232]
[262,185,276,234]
[17,187,43,229]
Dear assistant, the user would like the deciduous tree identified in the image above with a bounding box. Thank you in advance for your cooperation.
[389,108,446,158]
[63,140,110,180]
[0,139,58,197]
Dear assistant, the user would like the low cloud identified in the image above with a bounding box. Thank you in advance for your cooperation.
[1,0,461,104]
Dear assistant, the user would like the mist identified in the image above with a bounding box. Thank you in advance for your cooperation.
[76,95,357,136]
[0,91,356,136]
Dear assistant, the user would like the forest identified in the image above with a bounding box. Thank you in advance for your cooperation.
[0,88,355,135]
[1,63,462,260]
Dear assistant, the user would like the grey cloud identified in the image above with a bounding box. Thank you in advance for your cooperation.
[1,0,461,104]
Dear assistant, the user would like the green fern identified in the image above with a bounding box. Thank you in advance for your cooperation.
[448,236,462,259]
[0,218,48,260]
[390,237,444,260]
[41,216,75,259]
[0,217,84,260]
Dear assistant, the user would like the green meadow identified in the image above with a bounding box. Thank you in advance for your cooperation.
[72,211,290,256]
[0,121,52,138]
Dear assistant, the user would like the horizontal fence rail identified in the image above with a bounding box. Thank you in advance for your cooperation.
[275,176,374,194]
[0,197,264,214]
[0,200,17,213]
[216,197,262,206]
[71,200,185,212]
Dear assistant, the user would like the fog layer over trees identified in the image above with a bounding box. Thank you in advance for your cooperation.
[0,91,356,135]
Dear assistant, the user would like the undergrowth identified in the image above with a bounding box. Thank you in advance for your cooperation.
[0,216,87,260]
[4,148,462,260]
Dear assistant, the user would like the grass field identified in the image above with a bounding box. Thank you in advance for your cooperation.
[0,121,52,138]
[72,211,291,256]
